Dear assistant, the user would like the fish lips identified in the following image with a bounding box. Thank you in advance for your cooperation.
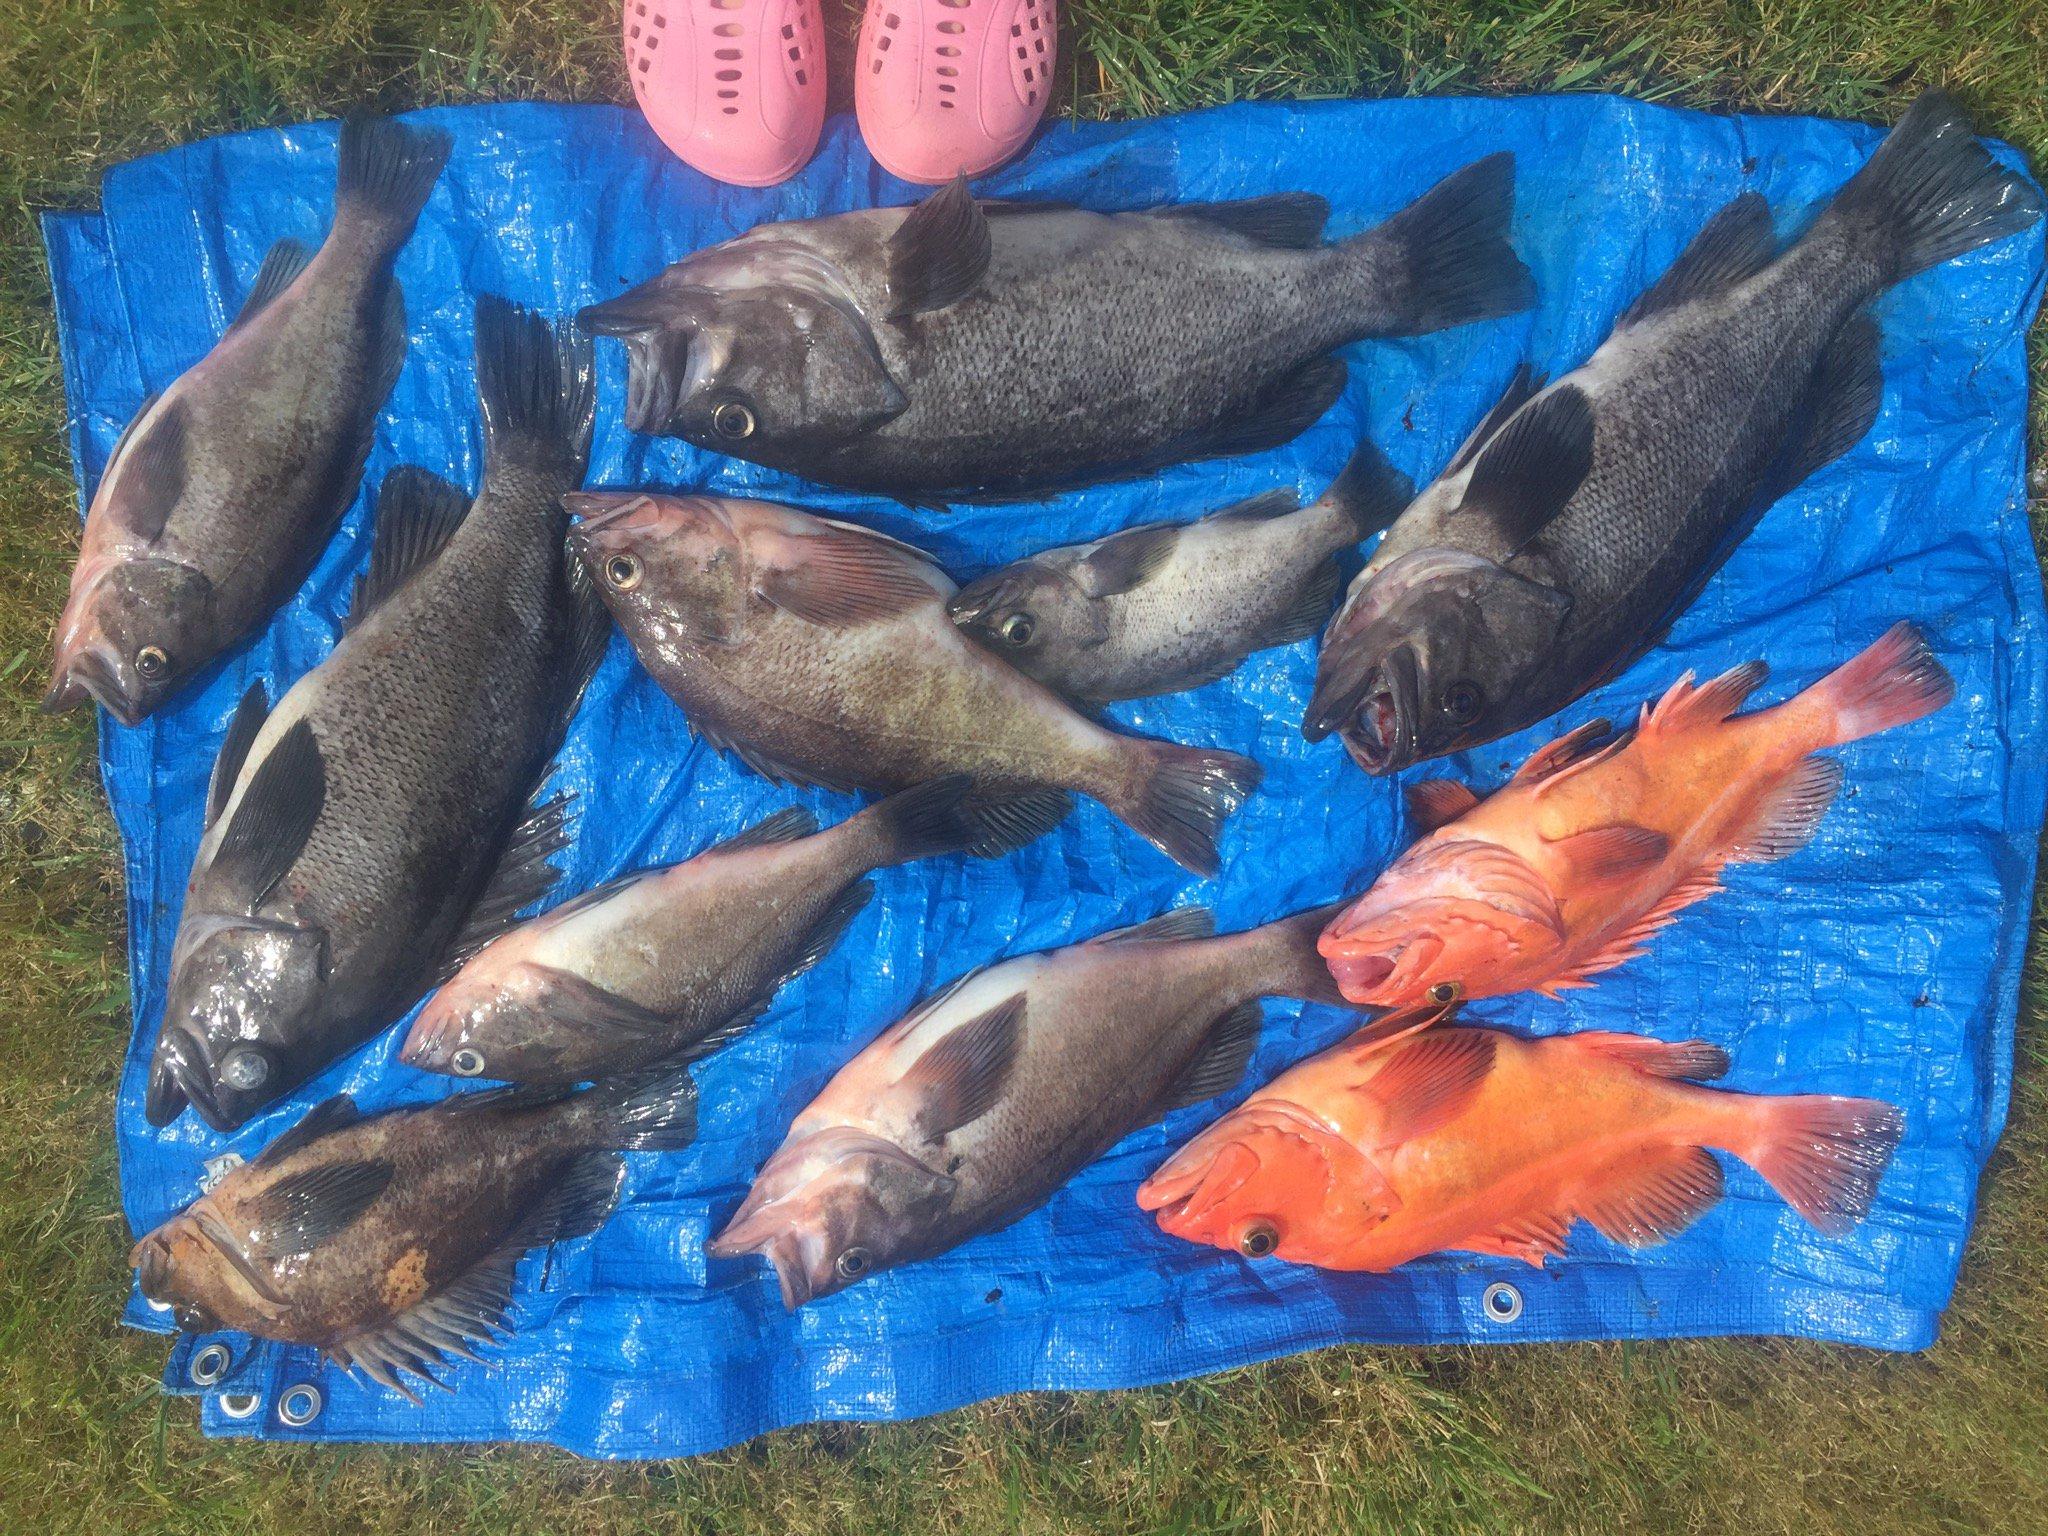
[1307,647,1419,774]
[44,638,148,727]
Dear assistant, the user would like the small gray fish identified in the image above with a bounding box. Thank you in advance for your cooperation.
[47,116,449,723]
[399,776,1060,1086]
[146,299,607,1131]
[706,903,1346,1307]
[1306,93,2042,774]
[579,156,1531,502]
[948,441,1411,705]
[569,492,1260,875]
[131,1074,697,1402]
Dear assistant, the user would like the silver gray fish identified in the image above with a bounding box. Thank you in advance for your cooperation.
[706,904,1345,1307]
[47,115,449,724]
[948,441,1410,705]
[399,776,1060,1086]
[1306,93,2042,774]
[579,156,1531,502]
[146,299,606,1131]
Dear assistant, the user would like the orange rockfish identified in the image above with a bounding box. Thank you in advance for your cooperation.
[1318,621,1953,1006]
[1138,1016,1903,1272]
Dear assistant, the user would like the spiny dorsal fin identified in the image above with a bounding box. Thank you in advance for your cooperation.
[1162,999,1264,1112]
[1447,364,1548,475]
[1206,489,1303,525]
[254,1093,363,1165]
[206,683,270,830]
[211,719,326,908]
[541,864,663,924]
[1162,192,1331,249]
[1089,907,1217,946]
[434,793,574,982]
[348,467,472,630]
[888,176,992,318]
[1459,383,1595,553]
[907,993,1025,1138]
[1645,661,1769,733]
[711,805,821,854]
[1360,1027,1497,1147]
[1577,1144,1725,1247]
[1619,193,1777,328]
[1511,717,1616,784]
[755,527,943,627]
[1405,778,1479,831]
[1077,523,1180,597]
[243,1159,393,1258]
[229,239,313,331]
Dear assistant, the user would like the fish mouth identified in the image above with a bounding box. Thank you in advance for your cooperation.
[1337,647,1420,776]
[146,1021,239,1130]
[1326,950,1396,996]
[44,642,145,727]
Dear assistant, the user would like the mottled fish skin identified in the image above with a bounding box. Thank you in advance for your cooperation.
[1307,93,2043,774]
[948,440,1410,705]
[569,492,1260,875]
[46,116,449,724]
[401,776,1050,1086]
[130,1075,696,1400]
[581,157,1532,502]
[145,299,604,1132]
[705,904,1345,1307]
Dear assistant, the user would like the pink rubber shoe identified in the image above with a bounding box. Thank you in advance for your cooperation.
[855,0,1056,184]
[624,0,825,187]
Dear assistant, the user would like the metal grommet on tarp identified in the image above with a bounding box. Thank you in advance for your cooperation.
[216,1390,262,1420]
[277,1383,324,1427]
[1482,1281,1524,1325]
[188,1340,234,1387]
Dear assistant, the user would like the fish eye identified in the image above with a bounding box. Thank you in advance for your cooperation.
[603,553,643,591]
[1238,1222,1279,1259]
[219,1046,270,1092]
[1443,682,1483,723]
[135,645,170,681]
[835,1246,872,1281]
[451,1047,486,1078]
[712,401,756,440]
[999,613,1035,647]
[1427,980,1464,1006]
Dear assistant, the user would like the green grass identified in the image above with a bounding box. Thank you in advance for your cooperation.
[3,2,2046,1531]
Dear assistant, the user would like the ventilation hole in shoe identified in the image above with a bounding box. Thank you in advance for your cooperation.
[715,46,740,58]
[937,44,959,55]
[795,67,808,84]
[937,65,958,76]
[717,87,739,97]
[634,1,645,13]
[1035,37,1045,53]
[871,59,882,72]
[723,105,740,114]
[710,0,744,8]
[1027,90,1038,104]
[941,99,955,108]
[714,21,741,34]
[939,82,956,93]
[878,34,891,49]
[938,0,969,8]
[1021,65,1033,81]
[652,10,666,25]
[646,33,659,48]
[939,19,964,32]
[782,22,794,38]
[1015,44,1028,59]
[629,23,641,38]
[638,56,651,72]
[885,11,900,26]
[715,68,742,80]
[789,45,802,60]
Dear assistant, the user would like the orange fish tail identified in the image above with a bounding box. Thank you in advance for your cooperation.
[1728,1093,1904,1236]
[1805,621,1955,747]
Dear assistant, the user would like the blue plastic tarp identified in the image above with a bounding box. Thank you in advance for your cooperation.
[42,95,2045,1457]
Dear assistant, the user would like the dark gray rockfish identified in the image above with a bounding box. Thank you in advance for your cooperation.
[578,157,1532,502]
[1305,93,2043,774]
[47,116,450,724]
[707,904,1347,1307]
[145,299,608,1131]
[568,492,1260,874]
[131,1075,696,1401]
[948,440,1411,705]
[399,776,1062,1086]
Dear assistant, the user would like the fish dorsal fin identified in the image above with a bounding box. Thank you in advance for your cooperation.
[434,793,574,982]
[1578,1144,1725,1248]
[1458,383,1595,553]
[907,993,1026,1138]
[243,1159,393,1258]
[1574,1033,1730,1082]
[888,176,992,318]
[1644,660,1769,734]
[1447,364,1548,475]
[347,468,472,630]
[1206,489,1303,525]
[106,398,191,543]
[1535,868,1724,996]
[206,683,271,830]
[541,865,664,924]
[1405,778,1480,831]
[755,526,943,627]
[1619,193,1777,328]
[1356,1027,1497,1147]
[1549,824,1669,885]
[1727,754,1843,863]
[211,719,326,907]
[1511,717,1616,785]
[1161,192,1331,249]
[712,805,821,854]
[1161,999,1265,1112]
[1089,907,1217,946]
[229,238,313,331]
[1764,311,1883,504]
[96,390,162,489]
[255,1094,364,1165]
[1077,523,1180,597]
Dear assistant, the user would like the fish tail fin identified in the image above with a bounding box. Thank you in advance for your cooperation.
[1737,1094,1903,1236]
[1805,621,1955,745]
[334,114,451,253]
[1114,742,1263,876]
[855,774,1068,866]
[1318,434,1414,541]
[1815,93,2043,286]
[574,1068,699,1152]
[1347,152,1535,336]
[473,294,595,484]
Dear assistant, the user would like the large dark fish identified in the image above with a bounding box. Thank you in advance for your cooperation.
[46,116,450,724]
[569,491,1261,874]
[399,776,1061,1086]
[579,157,1532,502]
[145,299,607,1131]
[948,441,1409,705]
[1305,93,2042,775]
[706,904,1347,1307]
[131,1074,697,1401]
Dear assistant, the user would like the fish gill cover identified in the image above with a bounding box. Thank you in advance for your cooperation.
[41,96,2046,1455]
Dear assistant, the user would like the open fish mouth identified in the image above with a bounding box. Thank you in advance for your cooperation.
[44,643,144,726]
[1341,649,1419,775]
[1326,950,1396,995]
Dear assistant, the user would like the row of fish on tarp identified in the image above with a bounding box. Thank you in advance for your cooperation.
[50,97,2039,1398]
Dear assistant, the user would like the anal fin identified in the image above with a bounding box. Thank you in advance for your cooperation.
[1466,1208,1572,1267]
[435,793,575,982]
[1761,312,1883,505]
[1728,755,1844,863]
[1578,1144,1725,1248]
[1161,999,1265,1112]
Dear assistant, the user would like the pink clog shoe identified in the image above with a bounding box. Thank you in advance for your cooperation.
[624,0,825,187]
[855,0,1056,184]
